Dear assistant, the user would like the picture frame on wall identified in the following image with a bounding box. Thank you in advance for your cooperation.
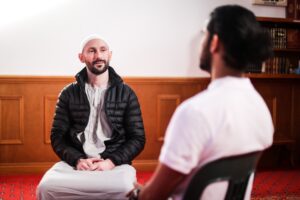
[252,0,288,6]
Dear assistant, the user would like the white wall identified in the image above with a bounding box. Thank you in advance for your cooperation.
[0,0,285,77]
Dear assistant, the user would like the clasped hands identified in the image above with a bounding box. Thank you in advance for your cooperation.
[76,158,115,171]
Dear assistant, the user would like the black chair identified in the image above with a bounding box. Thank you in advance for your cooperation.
[183,151,262,200]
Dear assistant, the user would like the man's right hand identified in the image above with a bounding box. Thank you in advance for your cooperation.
[76,158,102,171]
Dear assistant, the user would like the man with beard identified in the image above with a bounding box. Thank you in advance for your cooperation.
[128,5,274,200]
[37,35,145,200]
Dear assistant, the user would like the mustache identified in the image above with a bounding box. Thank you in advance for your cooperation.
[92,59,107,65]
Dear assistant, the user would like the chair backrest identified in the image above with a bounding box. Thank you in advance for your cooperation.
[182,151,262,200]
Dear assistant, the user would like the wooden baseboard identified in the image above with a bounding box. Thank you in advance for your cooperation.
[0,160,157,175]
[0,162,55,175]
[132,160,158,171]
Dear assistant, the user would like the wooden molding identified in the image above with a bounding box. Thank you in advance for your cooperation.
[271,97,277,130]
[0,162,55,175]
[156,95,181,142]
[291,85,295,138]
[0,76,74,84]
[132,160,158,171]
[265,96,278,131]
[0,96,24,144]
[125,77,207,84]
[0,75,208,84]
[44,95,58,144]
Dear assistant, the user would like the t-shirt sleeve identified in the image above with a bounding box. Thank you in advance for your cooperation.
[159,101,210,174]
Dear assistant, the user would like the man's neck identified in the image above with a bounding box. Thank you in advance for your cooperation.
[210,56,242,81]
[86,68,109,88]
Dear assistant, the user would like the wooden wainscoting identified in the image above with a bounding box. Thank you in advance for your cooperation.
[0,76,209,174]
[250,76,300,168]
[0,75,299,174]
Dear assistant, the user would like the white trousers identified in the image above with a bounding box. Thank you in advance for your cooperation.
[36,161,136,200]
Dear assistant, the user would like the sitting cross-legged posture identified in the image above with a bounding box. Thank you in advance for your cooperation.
[37,35,145,200]
[128,5,274,200]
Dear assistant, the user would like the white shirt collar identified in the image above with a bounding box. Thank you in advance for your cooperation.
[208,76,251,90]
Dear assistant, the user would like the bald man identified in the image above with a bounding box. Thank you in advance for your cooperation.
[37,35,145,200]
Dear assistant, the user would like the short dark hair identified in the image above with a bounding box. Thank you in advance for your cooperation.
[207,5,273,71]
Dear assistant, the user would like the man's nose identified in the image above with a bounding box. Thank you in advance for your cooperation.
[95,51,101,59]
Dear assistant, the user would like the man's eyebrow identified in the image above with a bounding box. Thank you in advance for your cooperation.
[85,45,109,52]
[87,46,96,49]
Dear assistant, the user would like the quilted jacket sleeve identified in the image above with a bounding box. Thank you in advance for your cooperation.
[103,88,146,165]
[51,86,86,167]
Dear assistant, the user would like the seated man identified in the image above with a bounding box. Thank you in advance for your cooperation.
[128,5,274,200]
[37,35,145,200]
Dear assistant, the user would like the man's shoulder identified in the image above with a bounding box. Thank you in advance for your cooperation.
[62,81,79,90]
[182,89,211,106]
[59,81,80,97]
[117,81,130,87]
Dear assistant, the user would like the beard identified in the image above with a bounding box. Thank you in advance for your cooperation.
[87,59,109,75]
[199,37,212,73]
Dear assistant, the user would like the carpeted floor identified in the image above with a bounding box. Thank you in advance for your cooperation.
[0,170,299,199]
[0,172,153,200]
[251,170,300,200]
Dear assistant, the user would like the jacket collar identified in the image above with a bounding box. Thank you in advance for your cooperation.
[75,66,123,87]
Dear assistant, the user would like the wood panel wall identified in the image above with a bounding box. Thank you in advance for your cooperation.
[251,77,300,168]
[0,76,209,174]
[0,76,299,174]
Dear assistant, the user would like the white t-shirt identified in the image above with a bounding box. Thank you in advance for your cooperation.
[159,76,274,200]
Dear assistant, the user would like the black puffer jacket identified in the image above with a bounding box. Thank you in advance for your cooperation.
[51,67,145,167]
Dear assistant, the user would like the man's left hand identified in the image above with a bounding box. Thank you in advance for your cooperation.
[93,159,115,171]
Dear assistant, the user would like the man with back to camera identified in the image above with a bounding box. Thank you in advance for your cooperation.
[36,35,145,200]
[128,5,274,200]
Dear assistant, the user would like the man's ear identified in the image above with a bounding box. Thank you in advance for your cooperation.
[78,53,84,63]
[210,34,219,53]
